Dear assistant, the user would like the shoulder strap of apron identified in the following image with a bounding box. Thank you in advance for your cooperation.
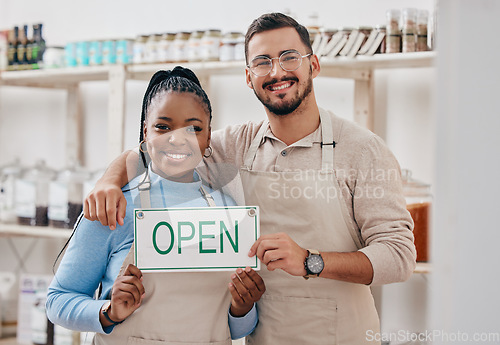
[242,112,335,171]
[138,170,217,208]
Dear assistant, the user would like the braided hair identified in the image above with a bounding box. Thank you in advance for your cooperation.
[139,66,212,168]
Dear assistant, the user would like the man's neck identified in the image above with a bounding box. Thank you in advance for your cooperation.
[266,100,321,146]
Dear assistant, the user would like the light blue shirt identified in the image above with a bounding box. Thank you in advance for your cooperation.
[46,169,257,339]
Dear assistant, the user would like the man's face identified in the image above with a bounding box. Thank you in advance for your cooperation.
[245,27,320,116]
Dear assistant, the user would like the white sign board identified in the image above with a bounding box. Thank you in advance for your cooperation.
[134,206,260,272]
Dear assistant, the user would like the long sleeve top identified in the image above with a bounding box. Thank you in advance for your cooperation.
[46,169,257,339]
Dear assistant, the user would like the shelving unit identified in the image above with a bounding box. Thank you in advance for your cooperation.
[0,51,435,161]
[0,51,435,262]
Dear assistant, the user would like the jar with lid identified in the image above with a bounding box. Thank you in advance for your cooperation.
[0,158,22,223]
[157,33,175,63]
[219,32,240,62]
[145,34,162,63]
[200,29,221,61]
[416,9,430,52]
[15,160,55,226]
[386,9,401,53]
[48,162,88,229]
[187,30,204,62]
[172,32,191,62]
[234,33,245,61]
[401,169,432,262]
[133,35,148,64]
[402,8,418,53]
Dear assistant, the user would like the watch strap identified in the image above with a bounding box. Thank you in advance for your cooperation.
[102,302,123,325]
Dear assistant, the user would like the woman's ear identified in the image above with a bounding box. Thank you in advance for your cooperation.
[207,126,212,147]
[143,121,148,140]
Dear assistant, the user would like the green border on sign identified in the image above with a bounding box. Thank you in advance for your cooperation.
[134,206,259,271]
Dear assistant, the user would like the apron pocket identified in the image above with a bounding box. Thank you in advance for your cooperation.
[249,294,337,345]
[126,337,232,345]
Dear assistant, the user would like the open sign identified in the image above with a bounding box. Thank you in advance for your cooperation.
[134,206,260,272]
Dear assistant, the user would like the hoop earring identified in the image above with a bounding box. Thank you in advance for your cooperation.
[139,140,148,153]
[203,146,213,158]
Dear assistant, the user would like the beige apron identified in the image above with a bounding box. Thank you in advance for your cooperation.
[241,110,380,345]
[93,174,233,345]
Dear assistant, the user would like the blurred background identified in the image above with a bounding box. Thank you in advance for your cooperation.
[0,0,499,344]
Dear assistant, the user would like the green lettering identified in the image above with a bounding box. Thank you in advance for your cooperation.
[199,221,216,254]
[177,221,195,254]
[152,221,174,255]
[220,220,238,253]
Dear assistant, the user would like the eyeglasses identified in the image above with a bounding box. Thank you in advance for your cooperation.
[247,50,312,77]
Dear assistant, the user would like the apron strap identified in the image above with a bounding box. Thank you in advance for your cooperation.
[137,170,217,208]
[138,172,152,209]
[242,111,337,171]
[319,109,335,172]
[242,121,269,170]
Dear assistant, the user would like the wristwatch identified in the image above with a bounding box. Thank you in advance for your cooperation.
[303,249,324,280]
[101,301,123,325]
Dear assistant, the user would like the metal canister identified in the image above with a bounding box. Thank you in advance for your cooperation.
[65,42,77,67]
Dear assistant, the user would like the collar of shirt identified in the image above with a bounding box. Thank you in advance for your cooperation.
[260,122,323,149]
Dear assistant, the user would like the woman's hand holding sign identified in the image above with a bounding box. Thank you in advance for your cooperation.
[229,267,266,317]
[104,264,145,325]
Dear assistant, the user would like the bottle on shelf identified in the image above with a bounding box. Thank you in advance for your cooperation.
[0,158,23,224]
[15,160,55,227]
[7,26,19,70]
[386,9,401,53]
[17,25,29,68]
[402,8,418,53]
[48,162,88,229]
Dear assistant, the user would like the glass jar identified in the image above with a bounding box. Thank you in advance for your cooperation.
[157,33,175,63]
[219,32,241,62]
[234,33,245,61]
[200,29,222,61]
[187,30,204,62]
[402,8,418,53]
[15,160,55,226]
[172,32,191,62]
[417,9,430,52]
[0,158,22,223]
[48,162,88,229]
[133,35,148,64]
[386,9,401,53]
[401,169,432,262]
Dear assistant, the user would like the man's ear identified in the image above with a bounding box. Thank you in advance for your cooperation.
[245,68,254,89]
[310,54,321,79]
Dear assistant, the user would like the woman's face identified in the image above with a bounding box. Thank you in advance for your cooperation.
[144,92,211,183]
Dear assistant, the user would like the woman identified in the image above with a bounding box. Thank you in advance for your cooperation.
[46,67,265,345]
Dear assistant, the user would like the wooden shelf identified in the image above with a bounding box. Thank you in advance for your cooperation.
[0,52,436,87]
[414,262,432,274]
[0,223,73,239]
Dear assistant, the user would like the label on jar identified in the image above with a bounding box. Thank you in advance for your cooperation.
[48,181,68,222]
[15,180,36,218]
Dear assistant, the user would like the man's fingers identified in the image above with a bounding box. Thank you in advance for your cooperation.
[116,196,127,226]
[95,191,109,226]
[106,194,118,230]
[256,240,280,262]
[123,264,143,280]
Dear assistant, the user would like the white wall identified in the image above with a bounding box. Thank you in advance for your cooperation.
[0,0,436,338]
[431,0,500,342]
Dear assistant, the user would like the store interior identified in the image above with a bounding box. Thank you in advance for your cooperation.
[0,0,499,344]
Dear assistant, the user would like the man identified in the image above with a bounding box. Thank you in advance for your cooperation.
[85,13,416,344]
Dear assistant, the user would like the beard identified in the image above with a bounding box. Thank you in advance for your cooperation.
[252,69,313,116]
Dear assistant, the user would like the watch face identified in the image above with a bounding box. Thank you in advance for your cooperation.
[307,255,324,274]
